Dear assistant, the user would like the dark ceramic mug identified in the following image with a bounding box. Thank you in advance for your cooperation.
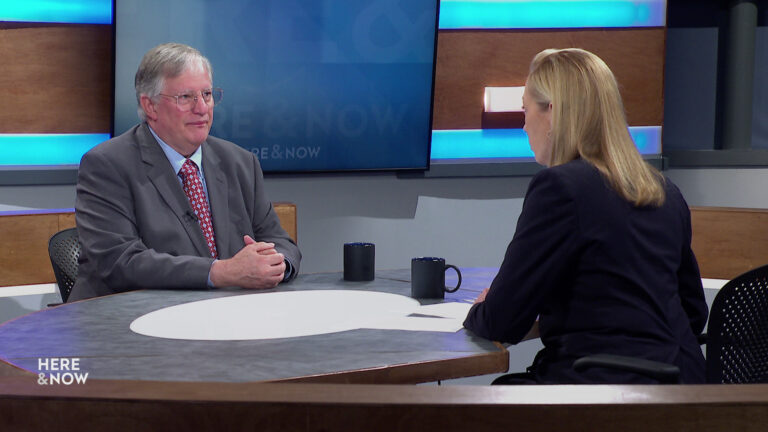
[343,242,375,281]
[411,257,462,299]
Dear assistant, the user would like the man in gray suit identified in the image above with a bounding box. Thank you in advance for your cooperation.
[69,43,301,302]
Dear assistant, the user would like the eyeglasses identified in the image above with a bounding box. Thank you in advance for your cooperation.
[158,88,223,110]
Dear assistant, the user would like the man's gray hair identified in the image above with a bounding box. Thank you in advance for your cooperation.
[134,43,213,121]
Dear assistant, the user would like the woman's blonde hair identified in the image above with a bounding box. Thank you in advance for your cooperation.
[526,48,665,207]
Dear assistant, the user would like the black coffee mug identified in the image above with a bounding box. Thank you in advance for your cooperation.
[411,257,462,299]
[343,242,375,281]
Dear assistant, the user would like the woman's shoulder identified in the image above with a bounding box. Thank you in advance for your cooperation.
[660,176,690,212]
[541,158,597,177]
[524,160,603,209]
[533,159,603,191]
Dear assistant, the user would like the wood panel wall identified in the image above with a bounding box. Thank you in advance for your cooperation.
[0,204,296,287]
[691,207,768,280]
[273,202,298,244]
[0,23,113,134]
[1,24,665,139]
[2,20,665,135]
[4,206,765,286]
[0,211,75,287]
[432,28,665,130]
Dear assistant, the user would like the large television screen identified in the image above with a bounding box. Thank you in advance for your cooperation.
[114,0,439,172]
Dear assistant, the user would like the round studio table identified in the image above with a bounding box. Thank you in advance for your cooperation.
[0,268,507,383]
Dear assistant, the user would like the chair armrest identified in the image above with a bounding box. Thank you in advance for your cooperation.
[573,354,681,384]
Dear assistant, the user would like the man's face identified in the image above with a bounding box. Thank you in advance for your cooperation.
[143,68,214,156]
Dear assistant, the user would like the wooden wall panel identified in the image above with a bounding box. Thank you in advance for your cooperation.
[691,207,768,280]
[0,204,296,287]
[0,213,61,286]
[273,202,297,243]
[5,206,762,286]
[0,24,112,133]
[433,28,665,130]
[58,213,76,230]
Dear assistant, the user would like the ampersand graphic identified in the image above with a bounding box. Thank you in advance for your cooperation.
[271,145,283,159]
[38,373,48,385]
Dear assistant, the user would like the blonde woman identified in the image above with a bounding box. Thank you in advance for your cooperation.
[464,49,707,384]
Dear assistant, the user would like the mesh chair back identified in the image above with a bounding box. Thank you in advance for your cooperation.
[706,263,768,383]
[48,228,81,303]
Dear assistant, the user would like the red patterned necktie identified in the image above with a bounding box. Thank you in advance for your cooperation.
[180,159,218,258]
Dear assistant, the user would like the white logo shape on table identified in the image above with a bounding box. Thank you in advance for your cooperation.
[130,290,472,341]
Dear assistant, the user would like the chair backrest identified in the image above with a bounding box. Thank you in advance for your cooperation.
[706,263,768,383]
[48,228,81,303]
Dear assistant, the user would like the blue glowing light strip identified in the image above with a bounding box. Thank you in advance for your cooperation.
[438,0,666,29]
[431,126,661,160]
[0,0,112,24]
[0,134,110,166]
[1,128,659,166]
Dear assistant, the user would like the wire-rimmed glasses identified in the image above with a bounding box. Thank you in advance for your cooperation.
[158,88,223,110]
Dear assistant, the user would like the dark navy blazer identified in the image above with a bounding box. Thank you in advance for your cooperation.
[464,159,708,384]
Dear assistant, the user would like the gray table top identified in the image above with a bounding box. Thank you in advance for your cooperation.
[0,268,504,383]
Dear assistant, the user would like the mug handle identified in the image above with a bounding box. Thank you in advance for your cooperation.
[443,264,462,293]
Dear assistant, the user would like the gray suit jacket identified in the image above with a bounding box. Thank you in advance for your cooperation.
[69,123,301,301]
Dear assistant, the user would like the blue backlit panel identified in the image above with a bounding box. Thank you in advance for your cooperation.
[1,128,659,166]
[0,134,110,166]
[630,126,662,155]
[431,126,661,160]
[432,129,534,159]
[0,0,112,24]
[439,0,666,29]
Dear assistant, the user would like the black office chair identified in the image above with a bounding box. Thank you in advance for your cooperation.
[491,345,684,385]
[499,264,768,384]
[48,227,81,303]
[572,353,682,384]
[574,263,768,384]
[705,263,768,383]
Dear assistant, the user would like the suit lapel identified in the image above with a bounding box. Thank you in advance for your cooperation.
[137,124,210,257]
[202,144,231,257]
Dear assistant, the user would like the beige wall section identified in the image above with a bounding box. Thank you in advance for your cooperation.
[432,28,665,130]
[0,204,296,287]
[0,24,112,133]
